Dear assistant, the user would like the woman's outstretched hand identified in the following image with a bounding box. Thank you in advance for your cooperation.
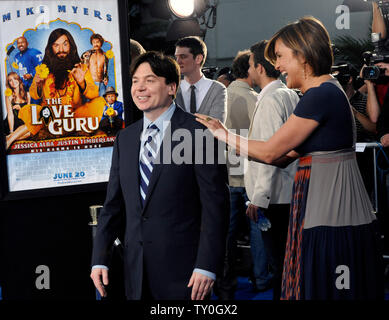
[195,113,229,143]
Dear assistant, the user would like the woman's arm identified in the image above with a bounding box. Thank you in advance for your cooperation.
[353,107,377,134]
[196,113,318,165]
[372,1,387,39]
[365,81,381,123]
[27,92,31,105]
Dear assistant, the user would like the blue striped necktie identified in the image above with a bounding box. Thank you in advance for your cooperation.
[139,124,160,207]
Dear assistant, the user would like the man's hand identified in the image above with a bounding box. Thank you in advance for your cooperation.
[187,272,214,300]
[381,133,389,147]
[246,203,259,222]
[103,77,108,86]
[33,74,44,89]
[90,268,109,298]
[71,63,87,90]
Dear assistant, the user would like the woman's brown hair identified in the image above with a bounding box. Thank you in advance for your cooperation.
[6,72,27,102]
[265,16,333,77]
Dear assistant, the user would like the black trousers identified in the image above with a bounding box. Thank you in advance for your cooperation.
[261,203,290,301]
[141,269,210,300]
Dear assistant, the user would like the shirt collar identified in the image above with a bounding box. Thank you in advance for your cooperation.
[229,80,253,90]
[181,74,209,92]
[142,102,176,135]
[257,79,282,102]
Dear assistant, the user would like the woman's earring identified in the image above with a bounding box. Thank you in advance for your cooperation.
[303,64,307,80]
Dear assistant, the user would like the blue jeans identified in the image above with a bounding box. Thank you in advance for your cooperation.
[250,212,274,290]
[227,187,248,244]
[216,186,247,299]
[221,187,273,292]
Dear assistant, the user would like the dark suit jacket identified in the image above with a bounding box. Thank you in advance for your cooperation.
[92,106,230,299]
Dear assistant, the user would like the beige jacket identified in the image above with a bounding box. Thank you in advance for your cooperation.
[244,80,299,208]
[225,80,258,187]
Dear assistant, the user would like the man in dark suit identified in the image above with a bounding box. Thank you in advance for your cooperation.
[90,51,230,300]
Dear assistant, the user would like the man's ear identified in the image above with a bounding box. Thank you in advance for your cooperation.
[195,54,204,66]
[257,63,264,75]
[168,82,177,96]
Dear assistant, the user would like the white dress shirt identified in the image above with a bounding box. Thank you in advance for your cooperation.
[179,75,213,112]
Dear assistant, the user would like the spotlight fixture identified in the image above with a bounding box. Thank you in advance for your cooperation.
[168,0,195,18]
[150,0,217,41]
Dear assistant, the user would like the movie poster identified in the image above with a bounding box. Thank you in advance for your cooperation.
[0,0,125,192]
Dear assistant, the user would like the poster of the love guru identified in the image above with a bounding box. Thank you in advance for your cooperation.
[0,0,126,192]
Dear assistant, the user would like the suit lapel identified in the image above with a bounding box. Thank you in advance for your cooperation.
[141,106,185,214]
[129,121,143,212]
[175,88,185,111]
[198,82,215,114]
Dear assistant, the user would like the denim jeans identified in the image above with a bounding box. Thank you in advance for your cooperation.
[217,186,273,296]
[216,186,247,299]
[250,218,274,289]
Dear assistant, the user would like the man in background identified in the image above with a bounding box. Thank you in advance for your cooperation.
[216,50,257,300]
[174,36,227,123]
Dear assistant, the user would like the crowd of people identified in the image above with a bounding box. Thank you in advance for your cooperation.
[90,10,388,300]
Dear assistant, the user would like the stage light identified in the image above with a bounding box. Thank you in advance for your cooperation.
[149,0,217,42]
[168,0,195,18]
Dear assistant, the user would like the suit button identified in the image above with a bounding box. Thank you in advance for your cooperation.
[142,217,148,221]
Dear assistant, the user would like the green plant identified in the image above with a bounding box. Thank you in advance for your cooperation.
[333,35,374,69]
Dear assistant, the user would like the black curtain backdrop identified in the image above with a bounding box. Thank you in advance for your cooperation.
[0,190,107,300]
[0,0,132,300]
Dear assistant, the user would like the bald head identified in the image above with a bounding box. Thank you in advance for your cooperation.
[17,37,28,53]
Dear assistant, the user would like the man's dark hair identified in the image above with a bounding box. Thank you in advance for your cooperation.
[90,33,104,45]
[175,36,207,67]
[42,28,81,89]
[232,50,251,79]
[131,51,180,98]
[250,40,280,79]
